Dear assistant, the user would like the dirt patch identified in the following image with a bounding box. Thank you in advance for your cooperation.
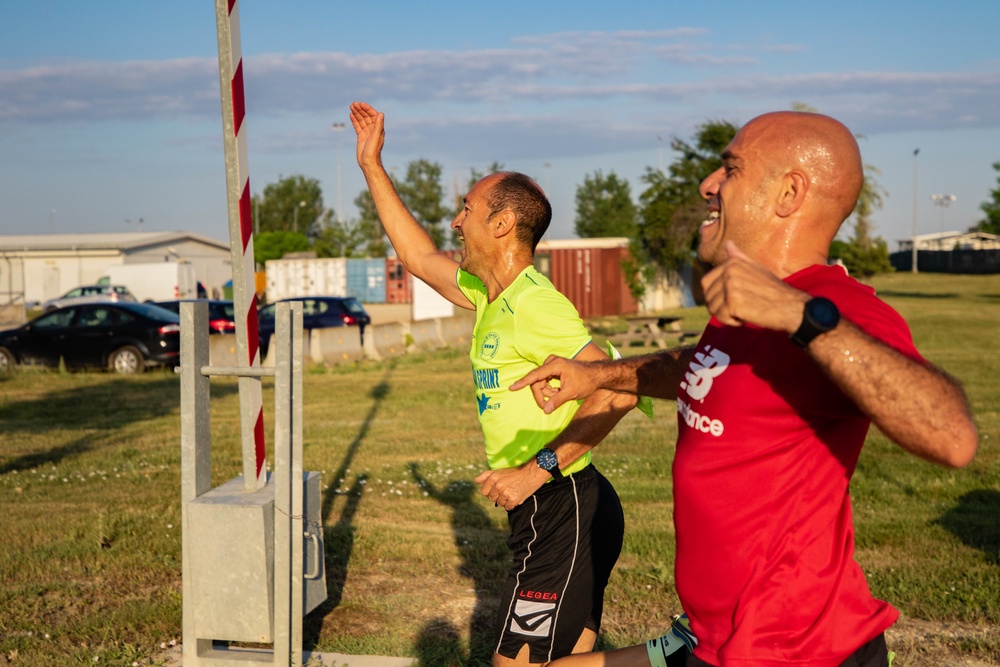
[886,617,999,666]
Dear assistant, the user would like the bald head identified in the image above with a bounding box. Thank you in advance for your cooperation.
[740,111,863,225]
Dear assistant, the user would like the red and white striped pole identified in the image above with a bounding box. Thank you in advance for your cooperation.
[215,0,266,491]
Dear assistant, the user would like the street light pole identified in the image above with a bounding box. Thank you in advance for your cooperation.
[331,122,345,224]
[930,194,957,235]
[292,200,306,233]
[911,149,919,273]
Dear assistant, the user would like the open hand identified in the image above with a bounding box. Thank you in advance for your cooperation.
[349,101,385,170]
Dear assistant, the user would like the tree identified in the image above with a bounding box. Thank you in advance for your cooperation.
[251,175,325,236]
[835,163,894,277]
[793,102,893,277]
[396,159,450,248]
[574,171,637,238]
[628,120,738,296]
[974,161,1000,234]
[352,190,389,257]
[253,230,311,265]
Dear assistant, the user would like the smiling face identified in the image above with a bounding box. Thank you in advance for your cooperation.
[696,122,779,266]
[450,173,503,277]
[696,111,866,271]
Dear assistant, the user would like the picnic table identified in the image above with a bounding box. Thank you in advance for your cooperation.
[609,316,693,349]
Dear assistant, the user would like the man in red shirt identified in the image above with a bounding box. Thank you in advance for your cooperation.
[500,111,978,667]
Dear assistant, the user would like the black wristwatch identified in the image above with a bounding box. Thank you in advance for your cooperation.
[790,297,840,348]
[535,447,564,483]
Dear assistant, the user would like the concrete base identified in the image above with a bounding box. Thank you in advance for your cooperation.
[159,644,415,667]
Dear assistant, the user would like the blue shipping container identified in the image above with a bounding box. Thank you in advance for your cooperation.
[346,259,387,303]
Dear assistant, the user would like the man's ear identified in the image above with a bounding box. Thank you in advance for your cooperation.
[493,210,516,238]
[776,170,808,217]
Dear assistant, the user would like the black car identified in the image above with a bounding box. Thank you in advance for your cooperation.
[258,296,371,356]
[154,299,236,335]
[0,302,181,374]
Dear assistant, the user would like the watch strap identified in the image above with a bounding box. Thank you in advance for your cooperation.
[536,447,564,482]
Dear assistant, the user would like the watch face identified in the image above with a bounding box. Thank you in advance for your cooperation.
[809,298,840,329]
[536,448,558,471]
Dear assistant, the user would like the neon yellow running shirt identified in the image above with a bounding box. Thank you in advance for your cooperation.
[457,266,593,472]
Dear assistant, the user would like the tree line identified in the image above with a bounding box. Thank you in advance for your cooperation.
[249,116,1000,288]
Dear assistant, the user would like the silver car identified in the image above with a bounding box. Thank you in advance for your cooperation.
[41,285,137,312]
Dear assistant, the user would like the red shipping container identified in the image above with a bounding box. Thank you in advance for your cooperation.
[385,257,412,304]
[533,239,638,319]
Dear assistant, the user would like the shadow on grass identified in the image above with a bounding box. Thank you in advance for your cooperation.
[877,291,959,299]
[303,365,393,649]
[0,374,237,474]
[410,464,508,667]
[933,489,1000,565]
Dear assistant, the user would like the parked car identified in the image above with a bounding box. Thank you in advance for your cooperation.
[41,285,136,312]
[0,302,181,374]
[258,296,371,357]
[153,299,236,335]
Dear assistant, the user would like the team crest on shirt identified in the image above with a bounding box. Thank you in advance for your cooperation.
[480,332,500,359]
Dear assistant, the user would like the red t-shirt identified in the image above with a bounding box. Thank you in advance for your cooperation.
[673,264,922,666]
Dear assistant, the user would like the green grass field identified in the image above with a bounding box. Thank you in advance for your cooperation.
[0,272,997,666]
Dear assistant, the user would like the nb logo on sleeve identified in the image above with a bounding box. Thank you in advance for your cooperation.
[680,346,730,401]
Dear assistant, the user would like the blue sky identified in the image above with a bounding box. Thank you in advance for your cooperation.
[2,0,999,249]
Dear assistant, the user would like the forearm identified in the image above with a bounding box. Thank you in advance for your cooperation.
[589,346,695,400]
[809,320,977,467]
[544,389,638,471]
[358,162,439,269]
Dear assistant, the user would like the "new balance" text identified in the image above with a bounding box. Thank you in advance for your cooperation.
[677,398,724,437]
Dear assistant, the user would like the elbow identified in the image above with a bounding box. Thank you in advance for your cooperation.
[611,389,639,413]
[935,424,979,469]
[944,428,978,469]
[593,388,638,414]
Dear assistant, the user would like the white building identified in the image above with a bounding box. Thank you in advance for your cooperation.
[0,231,233,310]
[896,231,1000,252]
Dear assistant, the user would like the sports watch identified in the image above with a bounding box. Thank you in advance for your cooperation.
[790,296,840,348]
[535,447,564,482]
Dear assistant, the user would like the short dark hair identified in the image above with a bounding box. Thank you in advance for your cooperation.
[486,172,551,252]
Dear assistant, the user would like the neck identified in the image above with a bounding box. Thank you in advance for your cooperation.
[757,217,834,278]
[476,250,534,301]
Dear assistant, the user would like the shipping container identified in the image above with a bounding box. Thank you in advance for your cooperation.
[385,257,412,304]
[346,258,387,303]
[533,238,639,319]
[265,257,347,303]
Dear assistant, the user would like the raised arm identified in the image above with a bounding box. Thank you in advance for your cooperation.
[476,342,642,509]
[702,241,978,468]
[349,101,470,308]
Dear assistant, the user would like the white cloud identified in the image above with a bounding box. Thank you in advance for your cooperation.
[1,38,997,154]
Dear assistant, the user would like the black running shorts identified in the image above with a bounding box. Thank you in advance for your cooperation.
[494,465,625,663]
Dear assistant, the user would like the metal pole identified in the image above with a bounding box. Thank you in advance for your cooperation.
[215,0,267,491]
[332,123,345,224]
[911,148,920,273]
[180,302,213,665]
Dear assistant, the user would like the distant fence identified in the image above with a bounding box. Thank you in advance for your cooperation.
[890,250,1000,274]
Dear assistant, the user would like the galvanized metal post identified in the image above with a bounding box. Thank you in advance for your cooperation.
[273,301,305,666]
[180,302,213,665]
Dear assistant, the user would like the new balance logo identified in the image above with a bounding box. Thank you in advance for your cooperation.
[680,345,730,401]
[509,599,555,638]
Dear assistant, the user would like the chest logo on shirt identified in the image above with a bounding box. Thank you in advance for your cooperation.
[479,332,500,360]
[680,345,730,401]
